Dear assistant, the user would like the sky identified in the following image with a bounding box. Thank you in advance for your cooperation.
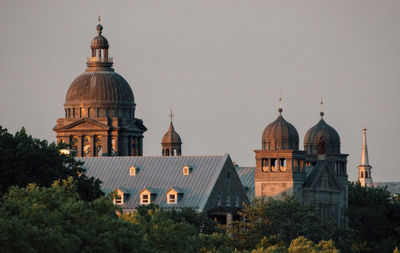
[0,0,399,182]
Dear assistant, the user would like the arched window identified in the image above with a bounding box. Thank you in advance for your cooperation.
[166,149,169,156]
[280,158,286,172]
[95,136,102,156]
[361,171,364,178]
[365,171,368,178]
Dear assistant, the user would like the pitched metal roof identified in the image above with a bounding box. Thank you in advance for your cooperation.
[236,166,255,201]
[79,154,230,211]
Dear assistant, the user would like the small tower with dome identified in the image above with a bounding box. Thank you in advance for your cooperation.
[161,109,182,156]
[54,20,147,157]
[254,97,306,200]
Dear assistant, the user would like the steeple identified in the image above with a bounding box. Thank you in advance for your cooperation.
[358,128,373,187]
[161,109,182,156]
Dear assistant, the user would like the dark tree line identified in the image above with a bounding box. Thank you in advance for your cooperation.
[0,125,399,252]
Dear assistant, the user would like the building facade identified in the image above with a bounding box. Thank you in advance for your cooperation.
[254,105,348,227]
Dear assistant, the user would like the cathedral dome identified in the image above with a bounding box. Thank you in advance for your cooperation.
[304,112,340,154]
[64,23,135,109]
[162,121,182,144]
[262,108,299,151]
[64,71,134,107]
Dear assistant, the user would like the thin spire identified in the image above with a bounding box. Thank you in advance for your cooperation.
[169,108,174,122]
[98,16,101,23]
[320,97,324,118]
[360,128,370,166]
[278,94,283,114]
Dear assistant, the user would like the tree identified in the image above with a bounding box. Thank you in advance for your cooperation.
[0,126,103,201]
[0,178,149,253]
[227,197,336,250]
[341,182,400,252]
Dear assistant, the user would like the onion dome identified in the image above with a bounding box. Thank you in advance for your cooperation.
[91,24,109,49]
[304,112,341,154]
[162,121,182,145]
[262,107,299,151]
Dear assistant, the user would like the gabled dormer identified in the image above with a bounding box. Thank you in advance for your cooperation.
[166,187,184,204]
[129,165,139,176]
[113,187,130,205]
[182,165,192,175]
[139,187,157,205]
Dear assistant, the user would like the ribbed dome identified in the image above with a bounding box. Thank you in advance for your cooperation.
[91,24,109,49]
[304,115,340,154]
[262,112,299,151]
[162,122,182,144]
[64,71,134,107]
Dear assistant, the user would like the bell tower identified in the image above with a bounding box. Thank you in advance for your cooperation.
[358,128,373,187]
[161,110,182,156]
[254,98,306,200]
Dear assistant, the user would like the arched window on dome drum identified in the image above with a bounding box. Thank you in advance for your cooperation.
[83,136,90,157]
[114,108,119,117]
[299,160,304,172]
[87,108,91,118]
[165,149,169,156]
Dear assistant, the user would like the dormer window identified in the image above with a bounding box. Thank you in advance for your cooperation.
[168,194,176,204]
[183,165,191,175]
[113,188,129,205]
[141,194,149,204]
[140,188,156,205]
[130,166,138,176]
[166,187,183,204]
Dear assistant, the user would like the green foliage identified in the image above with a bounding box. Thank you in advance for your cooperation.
[0,178,148,253]
[0,126,103,201]
[122,204,221,253]
[340,182,400,252]
[227,197,336,250]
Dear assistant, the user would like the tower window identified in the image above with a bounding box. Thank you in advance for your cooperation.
[271,159,277,171]
[217,192,221,206]
[361,171,364,178]
[262,158,268,172]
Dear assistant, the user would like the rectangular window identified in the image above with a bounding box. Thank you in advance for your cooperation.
[168,194,176,203]
[115,194,122,204]
[142,194,149,204]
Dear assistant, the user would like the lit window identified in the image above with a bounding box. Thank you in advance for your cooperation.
[183,165,191,175]
[166,188,182,204]
[130,166,137,176]
[141,194,149,204]
[113,188,129,205]
[140,188,156,205]
[168,194,176,204]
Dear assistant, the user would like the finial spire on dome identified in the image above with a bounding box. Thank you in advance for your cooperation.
[96,16,103,35]
[278,94,283,114]
[169,108,175,122]
[320,97,324,118]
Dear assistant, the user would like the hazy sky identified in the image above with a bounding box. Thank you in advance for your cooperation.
[1,1,399,182]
